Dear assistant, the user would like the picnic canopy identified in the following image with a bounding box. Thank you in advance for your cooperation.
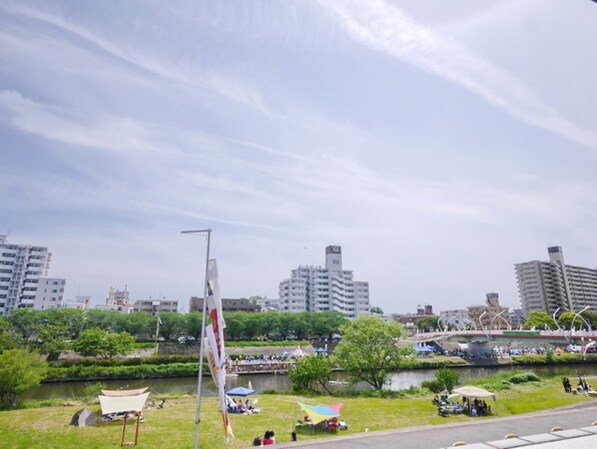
[298,402,342,425]
[226,386,256,397]
[98,390,149,415]
[101,387,149,397]
[452,386,495,400]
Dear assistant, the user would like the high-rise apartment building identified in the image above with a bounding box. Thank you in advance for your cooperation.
[0,234,66,315]
[278,245,370,318]
[515,246,597,315]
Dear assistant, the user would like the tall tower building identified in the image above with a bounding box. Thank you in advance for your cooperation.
[515,246,597,315]
[0,235,66,315]
[278,245,370,318]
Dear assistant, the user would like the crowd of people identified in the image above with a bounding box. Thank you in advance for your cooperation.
[562,376,592,394]
[227,398,260,415]
[228,353,305,374]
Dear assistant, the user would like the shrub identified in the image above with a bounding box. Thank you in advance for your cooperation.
[421,379,443,393]
[509,372,540,384]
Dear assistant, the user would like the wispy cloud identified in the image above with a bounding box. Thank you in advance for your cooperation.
[1,2,270,114]
[317,0,597,150]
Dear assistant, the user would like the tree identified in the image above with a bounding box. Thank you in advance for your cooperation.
[370,306,384,315]
[333,315,405,390]
[0,349,47,407]
[35,324,69,361]
[289,355,333,394]
[435,367,460,393]
[7,308,41,342]
[415,316,439,332]
[156,312,185,341]
[71,328,135,358]
[523,312,556,330]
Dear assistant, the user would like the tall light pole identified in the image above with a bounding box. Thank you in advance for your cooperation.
[181,228,212,449]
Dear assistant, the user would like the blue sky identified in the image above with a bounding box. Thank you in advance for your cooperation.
[1,0,596,313]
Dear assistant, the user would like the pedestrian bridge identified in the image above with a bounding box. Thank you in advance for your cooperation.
[410,329,597,347]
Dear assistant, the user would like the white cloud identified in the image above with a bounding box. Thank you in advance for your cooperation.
[317,0,597,150]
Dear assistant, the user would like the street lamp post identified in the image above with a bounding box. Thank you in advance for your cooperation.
[181,228,212,449]
[479,311,489,338]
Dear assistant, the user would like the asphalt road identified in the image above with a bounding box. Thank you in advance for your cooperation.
[269,401,597,449]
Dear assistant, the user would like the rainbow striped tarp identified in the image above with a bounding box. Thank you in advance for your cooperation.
[298,402,342,425]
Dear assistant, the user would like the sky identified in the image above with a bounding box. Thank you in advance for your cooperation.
[1,0,597,314]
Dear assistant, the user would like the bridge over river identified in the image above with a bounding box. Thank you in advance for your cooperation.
[411,329,597,346]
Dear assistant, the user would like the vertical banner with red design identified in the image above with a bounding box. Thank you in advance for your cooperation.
[205,259,233,439]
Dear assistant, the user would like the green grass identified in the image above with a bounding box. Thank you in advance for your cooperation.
[0,374,594,449]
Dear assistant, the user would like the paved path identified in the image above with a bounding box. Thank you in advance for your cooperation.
[270,402,597,449]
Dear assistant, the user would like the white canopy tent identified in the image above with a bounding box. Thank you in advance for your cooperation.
[98,389,150,447]
[452,386,495,399]
[99,392,150,415]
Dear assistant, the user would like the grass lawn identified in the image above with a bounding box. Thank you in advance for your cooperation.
[0,374,594,449]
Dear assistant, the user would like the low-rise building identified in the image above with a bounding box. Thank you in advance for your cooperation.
[134,298,179,315]
[189,296,260,313]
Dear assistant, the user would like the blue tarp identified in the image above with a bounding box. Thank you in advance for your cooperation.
[415,346,435,352]
[226,386,256,396]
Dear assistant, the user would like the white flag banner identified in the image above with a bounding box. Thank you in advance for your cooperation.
[206,259,226,360]
[204,261,233,440]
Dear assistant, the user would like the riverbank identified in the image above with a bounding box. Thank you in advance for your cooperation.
[3,372,597,449]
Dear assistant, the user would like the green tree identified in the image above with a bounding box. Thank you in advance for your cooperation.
[223,312,245,340]
[7,308,42,341]
[523,312,556,330]
[333,315,405,390]
[415,316,439,332]
[35,324,69,361]
[184,312,203,340]
[557,312,575,330]
[156,312,185,341]
[85,309,121,332]
[0,349,47,407]
[435,367,460,393]
[72,328,135,358]
[370,306,384,315]
[311,311,347,339]
[115,312,154,339]
[0,318,20,352]
[41,308,86,339]
[288,355,333,394]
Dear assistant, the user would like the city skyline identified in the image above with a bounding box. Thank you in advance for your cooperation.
[1,1,596,313]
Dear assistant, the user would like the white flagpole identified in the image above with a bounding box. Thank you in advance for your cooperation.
[181,228,212,449]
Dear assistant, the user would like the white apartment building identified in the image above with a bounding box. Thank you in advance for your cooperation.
[33,278,66,310]
[99,286,134,313]
[278,245,370,318]
[0,235,66,315]
[515,246,597,315]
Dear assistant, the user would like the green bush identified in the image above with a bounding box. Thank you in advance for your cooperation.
[421,379,443,393]
[509,372,540,384]
[45,362,198,381]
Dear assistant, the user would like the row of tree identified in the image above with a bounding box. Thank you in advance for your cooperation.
[0,308,348,359]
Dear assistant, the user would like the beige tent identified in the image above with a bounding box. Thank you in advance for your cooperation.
[452,386,495,399]
[98,389,150,447]
[101,387,149,397]
[99,392,149,415]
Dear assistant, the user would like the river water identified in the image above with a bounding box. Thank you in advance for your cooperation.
[24,364,597,401]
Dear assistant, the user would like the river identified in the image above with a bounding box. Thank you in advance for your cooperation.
[24,364,597,401]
